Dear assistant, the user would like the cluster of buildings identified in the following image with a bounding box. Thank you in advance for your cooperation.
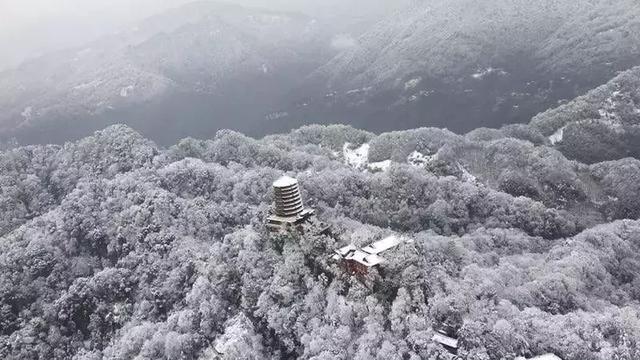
[266,175,406,276]
[265,176,563,360]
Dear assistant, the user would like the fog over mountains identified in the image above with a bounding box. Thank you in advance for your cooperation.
[1,0,639,145]
[2,1,640,359]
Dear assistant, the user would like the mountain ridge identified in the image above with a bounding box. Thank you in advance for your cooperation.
[1,123,639,359]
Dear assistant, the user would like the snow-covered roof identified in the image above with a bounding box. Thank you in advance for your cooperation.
[273,176,298,188]
[516,354,563,360]
[333,245,385,267]
[361,235,405,255]
[532,355,563,360]
[368,160,392,172]
[344,250,385,267]
[432,333,459,349]
[334,244,358,257]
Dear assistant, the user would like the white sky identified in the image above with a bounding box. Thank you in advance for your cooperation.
[0,0,407,70]
[0,0,191,30]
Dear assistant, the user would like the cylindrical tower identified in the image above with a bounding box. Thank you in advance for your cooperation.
[273,176,304,217]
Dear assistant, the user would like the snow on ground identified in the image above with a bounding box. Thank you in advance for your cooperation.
[549,126,566,145]
[408,90,435,102]
[404,77,422,90]
[368,160,392,172]
[599,108,617,120]
[346,87,372,96]
[120,85,135,98]
[408,150,436,167]
[550,116,627,146]
[598,92,624,121]
[343,142,370,169]
[342,144,442,173]
[343,143,392,172]
[471,67,508,80]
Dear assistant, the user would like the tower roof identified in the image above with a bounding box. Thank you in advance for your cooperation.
[273,176,298,188]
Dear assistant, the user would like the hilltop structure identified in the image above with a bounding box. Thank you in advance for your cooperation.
[266,176,315,233]
[332,235,407,275]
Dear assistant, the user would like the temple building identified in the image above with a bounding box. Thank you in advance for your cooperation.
[332,245,385,276]
[266,176,315,233]
[332,235,408,275]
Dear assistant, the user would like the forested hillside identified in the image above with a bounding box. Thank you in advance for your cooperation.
[2,0,640,146]
[294,0,640,133]
[1,124,639,359]
[531,66,640,164]
[0,2,336,145]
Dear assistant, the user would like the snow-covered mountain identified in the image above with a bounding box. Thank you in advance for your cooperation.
[2,123,640,359]
[291,0,640,133]
[1,0,640,146]
[0,2,334,145]
[531,66,640,164]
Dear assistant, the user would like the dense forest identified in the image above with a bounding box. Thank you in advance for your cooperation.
[1,120,639,360]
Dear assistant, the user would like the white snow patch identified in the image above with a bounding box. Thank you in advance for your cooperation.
[408,151,436,166]
[408,90,434,102]
[21,106,33,120]
[404,77,422,91]
[549,126,566,145]
[368,160,392,172]
[343,143,370,169]
[120,85,135,97]
[550,117,627,146]
[472,67,508,80]
[598,108,617,120]
[346,87,372,96]
[598,92,624,120]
